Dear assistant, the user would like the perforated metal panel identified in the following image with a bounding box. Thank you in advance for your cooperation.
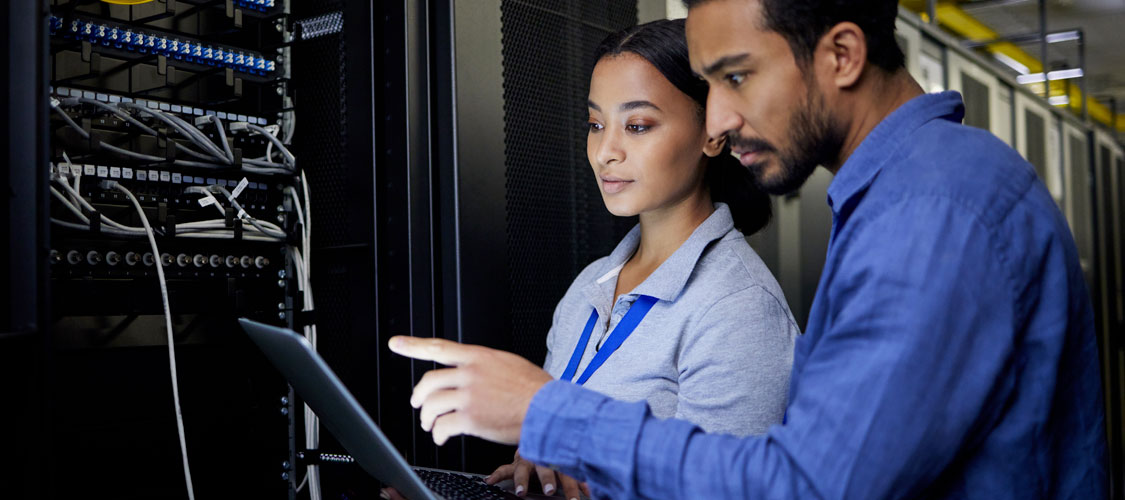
[1024,109,1046,179]
[500,0,636,364]
[1070,133,1092,279]
[961,72,991,131]
[293,1,349,249]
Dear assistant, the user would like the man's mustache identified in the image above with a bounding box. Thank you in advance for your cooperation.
[726,133,776,155]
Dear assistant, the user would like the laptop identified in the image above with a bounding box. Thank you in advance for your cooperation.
[239,318,550,500]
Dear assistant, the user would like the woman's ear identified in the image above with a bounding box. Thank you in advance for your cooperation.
[703,135,726,158]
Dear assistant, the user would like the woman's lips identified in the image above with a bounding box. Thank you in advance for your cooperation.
[601,177,633,194]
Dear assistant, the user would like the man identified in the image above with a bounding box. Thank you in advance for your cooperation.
[389,0,1107,498]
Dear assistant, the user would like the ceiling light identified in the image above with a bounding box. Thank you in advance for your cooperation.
[1045,30,1081,44]
[1016,68,1084,85]
[993,53,1030,75]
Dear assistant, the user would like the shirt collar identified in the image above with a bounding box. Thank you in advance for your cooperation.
[583,203,736,308]
[826,91,966,215]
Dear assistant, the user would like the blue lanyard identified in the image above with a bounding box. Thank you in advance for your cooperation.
[559,295,658,385]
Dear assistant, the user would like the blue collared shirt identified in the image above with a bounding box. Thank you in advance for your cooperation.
[519,91,1107,499]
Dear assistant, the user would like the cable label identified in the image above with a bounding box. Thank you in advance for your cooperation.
[197,191,221,208]
[232,177,249,199]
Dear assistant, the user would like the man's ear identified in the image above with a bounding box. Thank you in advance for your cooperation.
[703,134,727,158]
[820,21,867,89]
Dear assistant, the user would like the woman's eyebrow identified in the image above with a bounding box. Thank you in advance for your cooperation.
[619,100,661,112]
[587,100,601,111]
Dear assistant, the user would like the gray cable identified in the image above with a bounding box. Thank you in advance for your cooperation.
[244,123,296,168]
[211,184,286,238]
[209,115,234,163]
[71,98,220,163]
[120,103,230,163]
[52,105,89,139]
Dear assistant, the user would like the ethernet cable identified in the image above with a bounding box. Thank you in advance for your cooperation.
[52,181,284,241]
[285,171,319,500]
[204,115,234,164]
[70,98,221,164]
[118,102,231,163]
[231,121,295,170]
[56,172,284,238]
[54,177,138,232]
[196,184,288,239]
[53,104,229,169]
[260,124,281,163]
[105,179,196,500]
[300,171,320,500]
[55,101,297,177]
[49,219,282,241]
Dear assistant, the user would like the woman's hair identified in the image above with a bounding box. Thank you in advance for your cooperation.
[592,18,772,236]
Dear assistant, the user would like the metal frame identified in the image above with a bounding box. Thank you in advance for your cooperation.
[443,0,520,470]
[1,1,50,497]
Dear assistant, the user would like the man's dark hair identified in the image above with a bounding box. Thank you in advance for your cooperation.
[684,0,905,72]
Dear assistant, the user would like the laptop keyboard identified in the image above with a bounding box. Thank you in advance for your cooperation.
[414,468,522,500]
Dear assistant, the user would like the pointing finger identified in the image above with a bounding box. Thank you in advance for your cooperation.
[389,336,477,365]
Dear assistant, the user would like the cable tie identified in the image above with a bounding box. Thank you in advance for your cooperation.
[165,214,177,240]
[295,309,317,328]
[84,207,101,234]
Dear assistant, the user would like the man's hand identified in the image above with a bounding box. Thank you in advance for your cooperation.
[388,336,554,445]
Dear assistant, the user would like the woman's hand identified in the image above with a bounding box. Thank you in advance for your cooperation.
[485,450,590,499]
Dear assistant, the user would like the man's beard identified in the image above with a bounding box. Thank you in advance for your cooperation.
[728,85,845,196]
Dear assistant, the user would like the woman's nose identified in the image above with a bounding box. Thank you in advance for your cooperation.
[594,126,625,166]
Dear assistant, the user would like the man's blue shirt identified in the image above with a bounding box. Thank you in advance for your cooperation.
[519,92,1107,499]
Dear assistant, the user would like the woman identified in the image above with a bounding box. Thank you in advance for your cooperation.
[487,18,799,499]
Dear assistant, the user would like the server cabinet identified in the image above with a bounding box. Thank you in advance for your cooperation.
[948,50,1013,146]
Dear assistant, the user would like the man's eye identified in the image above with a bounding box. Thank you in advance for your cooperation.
[725,72,747,86]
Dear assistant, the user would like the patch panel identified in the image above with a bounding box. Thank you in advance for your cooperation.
[51,87,272,126]
[53,162,277,213]
[51,15,276,76]
[234,0,279,13]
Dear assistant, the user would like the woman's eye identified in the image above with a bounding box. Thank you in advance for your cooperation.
[625,123,650,134]
[587,122,603,132]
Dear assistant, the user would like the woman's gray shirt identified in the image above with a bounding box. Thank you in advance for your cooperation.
[542,203,799,437]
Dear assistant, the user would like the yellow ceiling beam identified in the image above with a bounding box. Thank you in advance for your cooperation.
[901,1,1124,132]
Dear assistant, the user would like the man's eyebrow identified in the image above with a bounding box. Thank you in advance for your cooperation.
[587,100,601,111]
[619,100,660,112]
[701,53,751,77]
